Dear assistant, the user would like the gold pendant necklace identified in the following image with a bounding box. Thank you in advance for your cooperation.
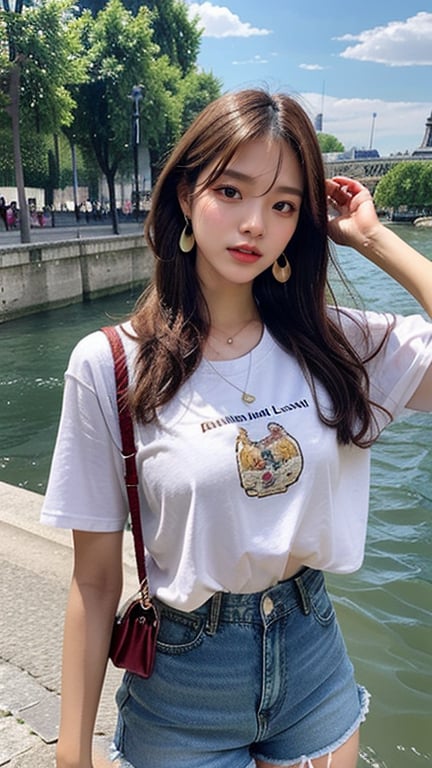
[204,352,256,404]
[210,318,258,346]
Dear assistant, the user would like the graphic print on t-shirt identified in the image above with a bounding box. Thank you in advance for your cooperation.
[236,422,303,497]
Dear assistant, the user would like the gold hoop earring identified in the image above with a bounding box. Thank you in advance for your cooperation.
[272,252,291,283]
[179,215,195,253]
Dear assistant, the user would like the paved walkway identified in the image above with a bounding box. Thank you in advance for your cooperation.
[0,218,144,247]
[0,481,137,767]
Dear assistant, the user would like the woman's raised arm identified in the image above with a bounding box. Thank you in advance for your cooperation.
[326,175,432,318]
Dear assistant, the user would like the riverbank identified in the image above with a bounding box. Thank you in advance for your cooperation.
[0,231,152,323]
[0,480,137,766]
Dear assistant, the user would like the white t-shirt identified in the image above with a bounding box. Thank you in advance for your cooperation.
[41,309,432,610]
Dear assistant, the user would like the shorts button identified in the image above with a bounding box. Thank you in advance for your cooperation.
[262,596,274,616]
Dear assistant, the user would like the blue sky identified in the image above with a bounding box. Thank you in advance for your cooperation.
[184,1,432,156]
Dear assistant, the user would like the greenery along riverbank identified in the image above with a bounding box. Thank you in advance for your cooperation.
[374,161,432,218]
[0,0,222,235]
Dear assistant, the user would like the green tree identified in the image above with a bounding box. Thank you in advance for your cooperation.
[1,0,219,225]
[79,0,201,76]
[317,133,345,153]
[0,0,84,241]
[145,65,221,181]
[75,0,212,181]
[417,162,432,211]
[178,69,222,135]
[69,0,182,233]
[137,0,216,174]
[136,0,201,76]
[0,109,50,186]
[374,161,432,212]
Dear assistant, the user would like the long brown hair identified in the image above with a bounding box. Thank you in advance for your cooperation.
[130,89,388,446]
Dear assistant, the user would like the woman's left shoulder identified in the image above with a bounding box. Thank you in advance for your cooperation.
[328,305,431,341]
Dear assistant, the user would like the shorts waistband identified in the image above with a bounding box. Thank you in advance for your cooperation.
[154,567,323,635]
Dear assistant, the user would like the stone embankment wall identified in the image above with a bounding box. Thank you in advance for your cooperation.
[0,235,153,323]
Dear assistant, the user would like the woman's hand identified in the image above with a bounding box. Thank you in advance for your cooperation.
[326,176,432,318]
[326,175,382,249]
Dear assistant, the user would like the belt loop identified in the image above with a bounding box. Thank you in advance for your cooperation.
[294,574,311,615]
[205,592,223,636]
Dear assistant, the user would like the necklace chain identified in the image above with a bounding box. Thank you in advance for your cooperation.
[210,318,258,346]
[204,353,256,404]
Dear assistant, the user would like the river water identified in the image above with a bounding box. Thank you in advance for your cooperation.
[0,224,431,766]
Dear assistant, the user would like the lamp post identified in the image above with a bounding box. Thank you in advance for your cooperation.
[130,85,143,221]
[369,112,377,151]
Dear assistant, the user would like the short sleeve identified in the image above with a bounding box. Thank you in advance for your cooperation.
[40,330,129,531]
[367,312,431,419]
[336,308,432,431]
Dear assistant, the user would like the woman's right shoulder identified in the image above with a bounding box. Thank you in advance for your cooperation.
[67,321,138,386]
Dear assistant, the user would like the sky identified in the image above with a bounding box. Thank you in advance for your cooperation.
[184,1,432,157]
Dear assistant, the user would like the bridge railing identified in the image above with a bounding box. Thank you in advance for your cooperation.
[323,155,429,190]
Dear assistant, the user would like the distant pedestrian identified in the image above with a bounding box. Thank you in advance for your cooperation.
[7,201,17,229]
[0,196,9,231]
[85,199,92,223]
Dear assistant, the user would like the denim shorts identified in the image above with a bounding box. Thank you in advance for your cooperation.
[112,568,369,768]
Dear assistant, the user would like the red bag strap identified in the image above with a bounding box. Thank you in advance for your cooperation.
[101,326,147,589]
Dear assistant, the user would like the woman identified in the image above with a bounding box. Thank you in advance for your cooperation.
[41,89,432,768]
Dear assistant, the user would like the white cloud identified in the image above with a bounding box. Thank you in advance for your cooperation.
[232,55,268,65]
[336,11,432,66]
[299,92,430,154]
[187,2,271,38]
[299,63,325,71]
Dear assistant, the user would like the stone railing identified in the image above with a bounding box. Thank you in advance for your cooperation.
[0,235,153,323]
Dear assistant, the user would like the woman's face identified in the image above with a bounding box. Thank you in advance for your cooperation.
[179,137,304,291]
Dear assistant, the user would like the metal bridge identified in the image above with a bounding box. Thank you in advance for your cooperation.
[323,154,429,192]
[324,110,432,191]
